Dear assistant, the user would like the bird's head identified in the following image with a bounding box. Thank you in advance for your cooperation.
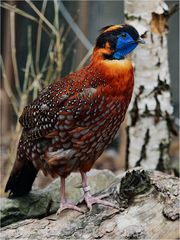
[94,24,145,60]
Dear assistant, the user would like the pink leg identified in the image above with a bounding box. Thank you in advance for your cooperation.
[80,171,118,211]
[56,177,84,215]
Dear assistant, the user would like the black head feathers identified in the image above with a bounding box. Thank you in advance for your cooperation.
[96,24,140,49]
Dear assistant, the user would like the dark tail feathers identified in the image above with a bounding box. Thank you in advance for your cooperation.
[5,161,38,197]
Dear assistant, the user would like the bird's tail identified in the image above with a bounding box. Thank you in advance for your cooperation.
[5,156,38,197]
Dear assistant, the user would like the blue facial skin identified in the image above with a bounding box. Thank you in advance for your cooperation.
[112,32,138,60]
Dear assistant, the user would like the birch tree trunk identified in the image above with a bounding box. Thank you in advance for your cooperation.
[124,0,174,171]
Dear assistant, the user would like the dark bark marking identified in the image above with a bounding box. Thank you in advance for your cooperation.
[165,111,178,136]
[156,142,168,171]
[154,76,170,94]
[144,104,149,114]
[130,86,144,126]
[142,105,155,118]
[153,75,171,123]
[130,96,139,126]
[154,93,161,123]
[140,31,148,39]
[160,36,163,47]
[143,104,150,116]
[138,85,144,96]
[158,78,170,91]
[135,129,150,167]
[146,76,170,122]
[151,33,154,43]
[148,75,170,96]
[125,14,142,21]
[156,57,161,67]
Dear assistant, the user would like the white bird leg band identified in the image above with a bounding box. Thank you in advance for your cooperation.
[83,185,91,193]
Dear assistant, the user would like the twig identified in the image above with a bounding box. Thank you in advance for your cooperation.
[35,0,47,74]
[61,9,79,43]
[57,1,92,51]
[1,56,19,115]
[1,3,37,21]
[10,11,21,97]
[53,0,60,30]
[27,25,35,78]
[53,1,63,79]
[41,38,55,74]
[25,0,59,37]
[63,37,77,64]
[23,54,31,92]
[54,36,63,78]
[32,74,43,100]
[1,3,51,36]
[44,52,54,85]
[23,28,32,92]
[27,73,42,92]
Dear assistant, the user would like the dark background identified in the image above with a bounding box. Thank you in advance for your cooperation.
[1,1,179,118]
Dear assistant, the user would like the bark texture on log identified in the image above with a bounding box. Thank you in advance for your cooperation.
[125,0,174,171]
[1,169,179,239]
[1,169,115,227]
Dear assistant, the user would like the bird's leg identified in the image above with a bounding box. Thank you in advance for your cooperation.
[80,171,118,211]
[56,176,84,215]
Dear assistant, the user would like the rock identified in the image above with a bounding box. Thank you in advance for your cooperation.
[0,169,115,227]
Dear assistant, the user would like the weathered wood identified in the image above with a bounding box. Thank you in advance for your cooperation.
[1,169,179,239]
[0,169,115,227]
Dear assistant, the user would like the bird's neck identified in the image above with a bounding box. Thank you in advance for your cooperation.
[89,48,134,96]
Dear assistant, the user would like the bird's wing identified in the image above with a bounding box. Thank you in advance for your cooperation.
[19,79,74,140]
[19,70,85,140]
[56,86,121,142]
[19,68,90,140]
[19,73,120,142]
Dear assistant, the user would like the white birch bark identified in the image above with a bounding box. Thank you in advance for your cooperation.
[124,0,174,170]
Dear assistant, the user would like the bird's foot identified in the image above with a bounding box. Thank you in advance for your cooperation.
[56,201,84,215]
[84,192,118,211]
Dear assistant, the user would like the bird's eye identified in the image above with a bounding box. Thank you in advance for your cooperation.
[121,33,127,38]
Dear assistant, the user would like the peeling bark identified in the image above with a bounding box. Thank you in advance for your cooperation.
[125,0,176,170]
[1,169,179,239]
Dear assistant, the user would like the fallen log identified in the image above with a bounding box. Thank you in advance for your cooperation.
[1,168,179,239]
[1,169,115,227]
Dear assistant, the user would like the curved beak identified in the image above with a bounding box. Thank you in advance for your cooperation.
[137,37,145,44]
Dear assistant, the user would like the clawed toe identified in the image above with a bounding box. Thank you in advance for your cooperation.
[56,202,84,215]
[81,172,118,211]
[84,193,119,210]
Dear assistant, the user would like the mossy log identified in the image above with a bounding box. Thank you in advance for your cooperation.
[1,168,179,239]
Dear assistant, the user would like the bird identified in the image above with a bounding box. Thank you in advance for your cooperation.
[5,24,145,214]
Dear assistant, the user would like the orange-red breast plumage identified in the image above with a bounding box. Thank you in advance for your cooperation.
[5,24,144,212]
